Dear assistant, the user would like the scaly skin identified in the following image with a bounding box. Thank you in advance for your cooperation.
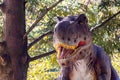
[53,14,119,80]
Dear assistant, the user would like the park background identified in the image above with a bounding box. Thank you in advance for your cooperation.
[0,0,119,80]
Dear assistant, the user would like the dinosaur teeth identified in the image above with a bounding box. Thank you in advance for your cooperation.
[60,47,74,59]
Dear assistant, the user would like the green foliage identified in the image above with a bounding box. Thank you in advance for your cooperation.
[111,53,120,75]
[27,54,60,80]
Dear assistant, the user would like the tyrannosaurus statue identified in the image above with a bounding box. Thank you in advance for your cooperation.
[53,14,119,80]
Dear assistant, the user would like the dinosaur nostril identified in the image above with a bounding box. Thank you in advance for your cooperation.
[62,37,65,40]
[68,38,70,41]
[74,39,76,43]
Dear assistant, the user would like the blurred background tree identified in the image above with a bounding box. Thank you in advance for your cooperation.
[0,0,119,80]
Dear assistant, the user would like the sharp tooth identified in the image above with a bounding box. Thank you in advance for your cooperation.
[57,47,61,59]
[55,43,76,59]
[55,43,77,50]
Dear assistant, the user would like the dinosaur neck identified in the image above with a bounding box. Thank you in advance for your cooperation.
[72,43,96,70]
[68,44,96,80]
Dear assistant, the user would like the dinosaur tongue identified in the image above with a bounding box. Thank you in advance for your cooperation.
[60,47,74,59]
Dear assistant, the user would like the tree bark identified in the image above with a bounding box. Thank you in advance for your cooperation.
[1,0,29,80]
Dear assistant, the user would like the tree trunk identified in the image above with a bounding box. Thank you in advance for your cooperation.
[0,0,29,80]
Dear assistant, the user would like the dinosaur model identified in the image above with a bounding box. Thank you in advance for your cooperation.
[53,14,119,80]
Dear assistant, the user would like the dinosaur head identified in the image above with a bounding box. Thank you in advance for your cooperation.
[53,14,92,67]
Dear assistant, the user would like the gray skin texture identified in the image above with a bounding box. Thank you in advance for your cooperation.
[53,14,119,80]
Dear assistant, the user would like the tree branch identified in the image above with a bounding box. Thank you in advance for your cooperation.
[29,50,56,62]
[90,10,120,32]
[23,0,63,39]
[28,30,53,50]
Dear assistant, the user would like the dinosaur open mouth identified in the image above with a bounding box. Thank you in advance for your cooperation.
[55,41,86,59]
[57,46,74,59]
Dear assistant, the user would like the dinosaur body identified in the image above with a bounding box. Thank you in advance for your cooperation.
[53,14,119,80]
